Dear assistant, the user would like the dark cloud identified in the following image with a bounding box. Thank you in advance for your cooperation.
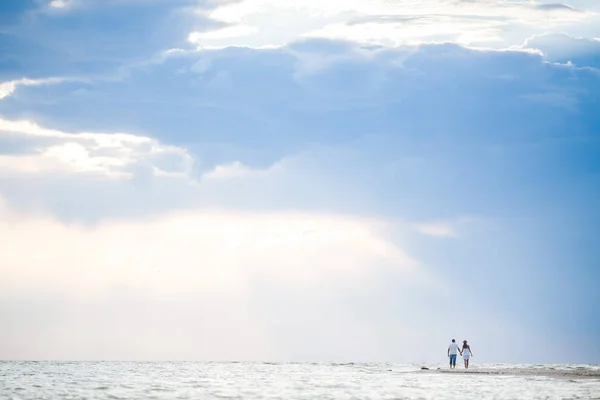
[3,40,598,167]
[534,3,581,12]
[1,40,598,224]
[0,0,227,80]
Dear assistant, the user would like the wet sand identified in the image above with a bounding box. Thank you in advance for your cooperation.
[421,367,600,380]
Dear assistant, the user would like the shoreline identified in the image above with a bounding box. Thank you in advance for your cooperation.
[419,367,600,380]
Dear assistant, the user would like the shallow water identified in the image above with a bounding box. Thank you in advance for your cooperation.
[1,362,599,399]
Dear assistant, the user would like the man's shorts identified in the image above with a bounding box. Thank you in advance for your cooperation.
[449,354,457,365]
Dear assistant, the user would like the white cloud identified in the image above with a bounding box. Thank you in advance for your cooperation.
[303,16,506,46]
[0,117,281,184]
[0,77,76,100]
[0,202,417,296]
[0,198,424,360]
[191,0,591,48]
[201,161,273,180]
[188,24,258,43]
[49,0,69,8]
[414,221,457,238]
[0,117,193,179]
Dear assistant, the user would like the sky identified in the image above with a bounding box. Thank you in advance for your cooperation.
[0,0,599,364]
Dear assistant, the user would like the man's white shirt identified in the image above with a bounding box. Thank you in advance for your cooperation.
[449,343,459,355]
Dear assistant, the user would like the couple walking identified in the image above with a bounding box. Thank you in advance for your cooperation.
[447,339,473,369]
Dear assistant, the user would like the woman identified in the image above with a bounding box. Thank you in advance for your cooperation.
[462,340,473,369]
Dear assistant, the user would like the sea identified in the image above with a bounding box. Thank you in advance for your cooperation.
[1,362,599,399]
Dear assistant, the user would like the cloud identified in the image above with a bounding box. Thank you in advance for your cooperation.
[202,160,271,180]
[189,24,259,43]
[0,197,427,360]
[0,115,378,224]
[0,201,417,295]
[414,222,458,238]
[48,0,69,9]
[1,196,584,362]
[524,32,600,68]
[0,77,78,100]
[0,117,193,178]
[4,40,597,155]
[1,40,598,224]
[0,0,597,83]
[0,0,225,80]
[534,3,582,13]
[188,0,592,49]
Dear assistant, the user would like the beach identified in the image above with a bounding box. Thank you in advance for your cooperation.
[422,364,600,380]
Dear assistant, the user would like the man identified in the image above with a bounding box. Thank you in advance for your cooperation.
[447,339,461,369]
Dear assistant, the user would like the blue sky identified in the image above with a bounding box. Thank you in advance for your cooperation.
[0,0,599,363]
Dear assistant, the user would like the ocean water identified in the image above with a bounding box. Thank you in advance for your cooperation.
[1,362,599,399]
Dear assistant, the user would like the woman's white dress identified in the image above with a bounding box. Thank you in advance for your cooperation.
[463,347,471,360]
